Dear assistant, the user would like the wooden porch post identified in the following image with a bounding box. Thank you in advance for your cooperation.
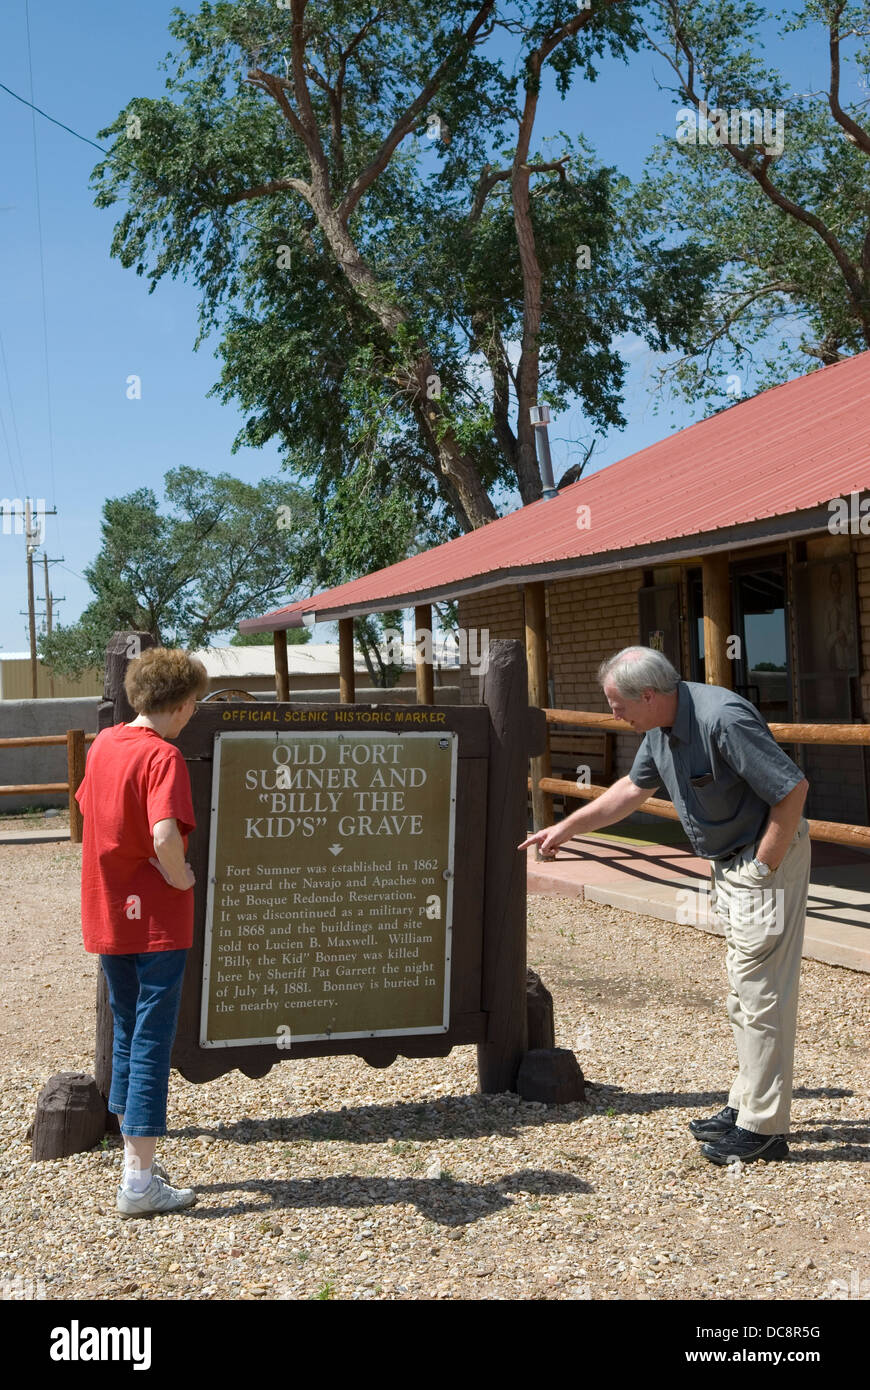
[701,554,732,689]
[523,582,553,836]
[414,603,434,705]
[338,618,356,704]
[273,629,290,702]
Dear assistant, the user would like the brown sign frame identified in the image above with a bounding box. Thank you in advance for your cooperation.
[93,637,545,1096]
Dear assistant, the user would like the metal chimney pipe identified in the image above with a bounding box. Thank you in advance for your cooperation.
[530,405,558,500]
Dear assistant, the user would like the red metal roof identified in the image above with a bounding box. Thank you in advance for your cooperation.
[242,352,870,631]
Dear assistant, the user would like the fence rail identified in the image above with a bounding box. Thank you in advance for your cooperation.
[0,730,95,842]
[530,710,870,853]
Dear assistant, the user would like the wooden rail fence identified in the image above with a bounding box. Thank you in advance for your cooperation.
[529,710,870,852]
[0,730,95,843]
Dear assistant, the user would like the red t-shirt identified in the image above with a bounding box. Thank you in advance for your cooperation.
[75,723,196,954]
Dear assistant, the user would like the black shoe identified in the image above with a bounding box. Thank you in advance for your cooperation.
[700,1126,789,1166]
[688,1105,738,1140]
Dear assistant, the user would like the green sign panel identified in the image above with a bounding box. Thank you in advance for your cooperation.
[200,731,457,1047]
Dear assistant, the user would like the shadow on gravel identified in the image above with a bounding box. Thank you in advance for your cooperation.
[170,1093,590,1147]
[180,1168,592,1225]
[585,1083,856,1116]
[168,1085,859,1149]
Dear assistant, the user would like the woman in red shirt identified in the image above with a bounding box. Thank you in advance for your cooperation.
[76,647,208,1216]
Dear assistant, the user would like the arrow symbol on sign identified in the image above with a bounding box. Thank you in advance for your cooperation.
[329,843,343,856]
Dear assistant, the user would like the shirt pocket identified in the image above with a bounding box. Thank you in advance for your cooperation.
[686,765,740,822]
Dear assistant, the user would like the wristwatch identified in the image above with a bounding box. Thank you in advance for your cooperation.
[749,856,771,876]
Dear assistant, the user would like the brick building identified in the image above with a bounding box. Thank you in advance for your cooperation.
[242,352,870,833]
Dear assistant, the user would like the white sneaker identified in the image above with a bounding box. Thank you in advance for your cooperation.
[116,1174,197,1218]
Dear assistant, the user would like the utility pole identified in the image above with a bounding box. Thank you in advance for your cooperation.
[26,500,37,698]
[40,551,65,698]
[23,499,58,698]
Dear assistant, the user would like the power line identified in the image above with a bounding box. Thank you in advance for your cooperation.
[0,400,23,498]
[24,0,58,526]
[0,80,107,154]
[0,322,25,496]
[57,561,88,584]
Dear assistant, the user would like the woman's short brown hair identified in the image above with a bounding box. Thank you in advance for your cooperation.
[124,647,209,714]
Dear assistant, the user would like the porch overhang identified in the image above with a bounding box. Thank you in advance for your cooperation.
[239,502,837,632]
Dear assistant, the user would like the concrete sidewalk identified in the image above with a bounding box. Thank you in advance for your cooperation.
[527,829,870,973]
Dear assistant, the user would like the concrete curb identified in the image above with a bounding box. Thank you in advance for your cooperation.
[0,830,71,845]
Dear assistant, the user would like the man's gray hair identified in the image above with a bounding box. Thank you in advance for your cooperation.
[598,646,681,700]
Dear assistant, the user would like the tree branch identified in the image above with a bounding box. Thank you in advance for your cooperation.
[659,5,870,335]
[221,175,311,207]
[339,2,496,224]
[828,4,870,154]
[290,0,328,170]
[467,163,511,226]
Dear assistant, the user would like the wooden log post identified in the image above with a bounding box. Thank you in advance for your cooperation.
[67,729,86,844]
[338,618,356,704]
[524,582,554,843]
[31,1073,107,1161]
[414,604,434,705]
[273,629,290,702]
[517,1049,586,1105]
[477,639,534,1094]
[702,553,732,689]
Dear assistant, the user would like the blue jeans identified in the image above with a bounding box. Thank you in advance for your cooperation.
[99,950,188,1137]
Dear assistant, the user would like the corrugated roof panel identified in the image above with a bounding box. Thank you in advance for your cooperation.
[243,351,870,629]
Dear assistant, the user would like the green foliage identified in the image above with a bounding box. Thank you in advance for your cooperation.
[39,467,313,677]
[90,0,716,558]
[635,0,870,409]
[355,609,406,688]
[230,627,311,645]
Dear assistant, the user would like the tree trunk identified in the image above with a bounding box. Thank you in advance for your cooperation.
[316,204,498,529]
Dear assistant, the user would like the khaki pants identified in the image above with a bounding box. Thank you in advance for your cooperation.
[709,816,811,1135]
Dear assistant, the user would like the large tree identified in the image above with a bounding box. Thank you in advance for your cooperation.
[39,466,313,675]
[634,0,870,410]
[91,0,711,541]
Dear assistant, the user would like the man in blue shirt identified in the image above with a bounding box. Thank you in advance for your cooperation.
[520,645,811,1166]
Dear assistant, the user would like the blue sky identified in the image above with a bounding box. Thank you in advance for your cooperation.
[0,2,843,652]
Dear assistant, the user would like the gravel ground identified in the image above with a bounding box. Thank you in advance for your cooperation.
[0,840,867,1302]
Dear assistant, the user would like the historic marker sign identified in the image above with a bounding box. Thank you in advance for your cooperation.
[92,640,546,1110]
[201,731,458,1046]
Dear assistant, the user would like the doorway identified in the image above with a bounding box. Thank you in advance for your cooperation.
[730,557,792,722]
[687,556,792,722]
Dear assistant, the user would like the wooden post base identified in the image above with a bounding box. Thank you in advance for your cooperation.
[516,1048,586,1105]
[31,1072,108,1160]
